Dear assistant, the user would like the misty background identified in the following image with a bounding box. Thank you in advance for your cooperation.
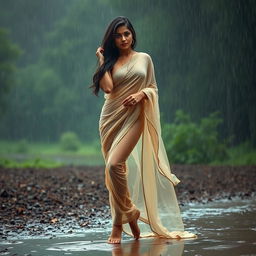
[0,0,255,166]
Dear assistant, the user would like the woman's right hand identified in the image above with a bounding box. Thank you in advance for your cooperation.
[96,47,104,64]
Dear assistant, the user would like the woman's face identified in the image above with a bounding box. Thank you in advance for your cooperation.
[113,25,133,51]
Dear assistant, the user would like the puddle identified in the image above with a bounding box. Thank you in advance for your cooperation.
[0,198,256,256]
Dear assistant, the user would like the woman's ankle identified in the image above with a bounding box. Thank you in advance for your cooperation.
[113,224,122,227]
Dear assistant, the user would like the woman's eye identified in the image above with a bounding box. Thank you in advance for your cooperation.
[114,34,121,38]
[113,32,131,39]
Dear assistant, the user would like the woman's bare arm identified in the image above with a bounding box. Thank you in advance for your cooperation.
[96,47,113,94]
[99,59,114,94]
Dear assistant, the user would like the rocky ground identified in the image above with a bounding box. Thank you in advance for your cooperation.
[0,164,255,240]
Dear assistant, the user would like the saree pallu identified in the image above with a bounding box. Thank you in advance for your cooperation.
[99,52,196,239]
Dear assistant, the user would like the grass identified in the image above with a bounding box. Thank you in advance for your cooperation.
[0,157,63,168]
[0,139,104,168]
[0,139,100,155]
[0,140,255,168]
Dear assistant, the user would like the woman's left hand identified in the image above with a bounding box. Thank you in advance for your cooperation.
[122,91,146,107]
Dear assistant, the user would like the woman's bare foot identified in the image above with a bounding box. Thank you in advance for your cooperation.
[108,224,123,244]
[129,210,140,239]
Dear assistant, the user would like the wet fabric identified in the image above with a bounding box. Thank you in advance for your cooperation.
[99,52,197,239]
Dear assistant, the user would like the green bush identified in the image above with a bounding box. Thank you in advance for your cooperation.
[15,139,29,153]
[162,110,229,164]
[60,131,80,152]
[217,141,256,165]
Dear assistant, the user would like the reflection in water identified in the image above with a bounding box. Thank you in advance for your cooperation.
[111,238,184,256]
[3,198,255,256]
[46,237,185,256]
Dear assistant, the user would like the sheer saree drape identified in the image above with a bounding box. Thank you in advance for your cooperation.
[99,52,196,239]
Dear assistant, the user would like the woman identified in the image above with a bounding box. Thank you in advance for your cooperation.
[91,16,197,244]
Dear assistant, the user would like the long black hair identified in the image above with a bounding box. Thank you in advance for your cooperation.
[90,16,137,96]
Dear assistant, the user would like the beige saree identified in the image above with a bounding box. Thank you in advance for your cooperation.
[99,52,196,239]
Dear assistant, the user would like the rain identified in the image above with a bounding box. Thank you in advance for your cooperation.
[0,0,255,255]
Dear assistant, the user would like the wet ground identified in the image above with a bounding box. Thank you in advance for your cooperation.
[0,197,256,256]
[1,165,256,255]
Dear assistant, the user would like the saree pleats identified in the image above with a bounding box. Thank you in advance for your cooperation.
[99,52,197,239]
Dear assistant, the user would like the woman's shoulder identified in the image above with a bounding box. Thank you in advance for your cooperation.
[135,51,153,63]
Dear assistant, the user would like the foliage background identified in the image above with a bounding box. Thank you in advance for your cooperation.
[0,0,255,164]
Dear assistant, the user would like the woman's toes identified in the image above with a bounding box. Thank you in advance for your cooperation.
[107,224,122,244]
[108,238,120,244]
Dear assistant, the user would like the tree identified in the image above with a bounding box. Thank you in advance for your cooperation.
[0,28,21,117]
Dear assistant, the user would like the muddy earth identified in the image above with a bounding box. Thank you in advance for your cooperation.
[0,164,255,239]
